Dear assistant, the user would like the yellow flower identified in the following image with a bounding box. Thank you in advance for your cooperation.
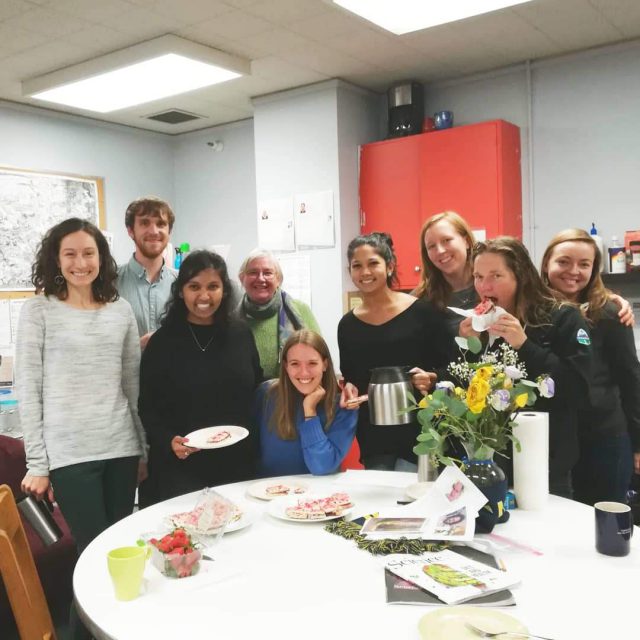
[454,387,466,399]
[472,366,494,383]
[515,392,528,408]
[418,396,429,409]
[467,379,490,414]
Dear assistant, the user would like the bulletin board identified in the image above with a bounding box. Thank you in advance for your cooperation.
[0,166,105,295]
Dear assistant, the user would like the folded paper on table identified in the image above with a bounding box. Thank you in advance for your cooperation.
[513,412,549,510]
[362,466,487,541]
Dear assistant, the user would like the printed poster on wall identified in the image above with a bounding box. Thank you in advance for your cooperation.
[278,253,312,307]
[257,197,295,251]
[294,190,335,248]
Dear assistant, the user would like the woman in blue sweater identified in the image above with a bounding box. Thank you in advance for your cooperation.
[256,330,357,476]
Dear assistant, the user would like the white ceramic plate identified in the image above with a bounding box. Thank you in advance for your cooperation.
[184,425,249,449]
[247,478,309,501]
[418,606,528,640]
[267,494,353,523]
[405,481,434,501]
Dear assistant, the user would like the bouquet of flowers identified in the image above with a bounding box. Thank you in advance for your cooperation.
[148,527,202,578]
[413,336,554,465]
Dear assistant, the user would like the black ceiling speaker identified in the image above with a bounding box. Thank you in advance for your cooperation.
[387,82,424,139]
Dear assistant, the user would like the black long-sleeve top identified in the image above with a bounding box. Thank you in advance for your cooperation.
[578,301,640,451]
[499,304,592,480]
[139,318,263,502]
[337,299,456,462]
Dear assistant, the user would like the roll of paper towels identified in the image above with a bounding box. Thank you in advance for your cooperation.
[513,412,549,510]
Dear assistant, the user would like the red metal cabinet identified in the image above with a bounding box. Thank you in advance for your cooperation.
[359,119,522,289]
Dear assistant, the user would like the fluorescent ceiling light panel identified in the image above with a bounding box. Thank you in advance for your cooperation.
[332,0,534,35]
[23,35,250,113]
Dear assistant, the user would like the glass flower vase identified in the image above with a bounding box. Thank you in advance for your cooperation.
[461,443,509,528]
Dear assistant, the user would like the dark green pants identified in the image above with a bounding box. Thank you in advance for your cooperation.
[50,456,138,554]
[50,456,138,640]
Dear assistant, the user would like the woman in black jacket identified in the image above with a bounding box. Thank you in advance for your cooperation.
[461,237,592,498]
[541,229,640,504]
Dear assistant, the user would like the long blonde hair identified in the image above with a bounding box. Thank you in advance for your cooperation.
[414,211,475,307]
[540,228,609,324]
[267,330,338,440]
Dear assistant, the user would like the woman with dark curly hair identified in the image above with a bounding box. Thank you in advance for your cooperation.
[15,217,147,638]
[139,250,262,504]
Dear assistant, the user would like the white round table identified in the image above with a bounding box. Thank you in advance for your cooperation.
[74,471,638,639]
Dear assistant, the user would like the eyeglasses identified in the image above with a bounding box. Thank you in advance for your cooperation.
[245,269,276,279]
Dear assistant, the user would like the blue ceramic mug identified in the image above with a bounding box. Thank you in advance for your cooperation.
[595,501,633,556]
[434,110,453,130]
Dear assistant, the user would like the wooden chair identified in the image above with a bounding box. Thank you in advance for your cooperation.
[0,484,56,640]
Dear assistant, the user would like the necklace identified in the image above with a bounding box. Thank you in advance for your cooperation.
[187,323,215,352]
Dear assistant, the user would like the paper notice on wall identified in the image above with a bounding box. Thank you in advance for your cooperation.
[0,297,28,346]
[294,190,335,248]
[277,253,311,306]
[473,228,486,242]
[257,198,295,251]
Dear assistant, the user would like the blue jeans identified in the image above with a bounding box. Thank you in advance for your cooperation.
[572,434,633,505]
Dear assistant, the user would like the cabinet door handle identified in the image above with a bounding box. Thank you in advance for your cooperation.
[414,265,420,272]
[361,210,366,229]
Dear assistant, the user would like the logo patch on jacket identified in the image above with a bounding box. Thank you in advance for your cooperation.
[576,328,591,345]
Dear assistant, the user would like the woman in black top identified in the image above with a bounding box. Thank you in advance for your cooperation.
[462,237,592,498]
[541,229,640,504]
[338,233,455,470]
[139,251,262,505]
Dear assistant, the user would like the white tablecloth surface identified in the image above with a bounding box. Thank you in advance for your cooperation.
[73,471,638,639]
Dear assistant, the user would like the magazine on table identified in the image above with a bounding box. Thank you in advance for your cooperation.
[360,465,488,542]
[384,548,520,605]
[384,545,516,607]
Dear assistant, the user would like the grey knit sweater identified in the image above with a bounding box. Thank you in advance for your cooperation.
[15,295,146,475]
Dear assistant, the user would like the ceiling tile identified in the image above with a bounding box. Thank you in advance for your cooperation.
[0,24,49,54]
[251,55,327,84]
[51,0,136,25]
[187,9,274,40]
[590,0,640,37]
[231,27,310,57]
[62,25,134,54]
[514,0,623,51]
[140,0,232,25]
[0,0,35,22]
[245,0,329,24]
[92,5,182,36]
[2,6,92,37]
[287,9,357,41]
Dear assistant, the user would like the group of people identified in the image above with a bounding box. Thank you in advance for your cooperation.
[14,200,640,637]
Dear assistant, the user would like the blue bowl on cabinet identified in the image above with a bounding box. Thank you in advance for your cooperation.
[434,111,453,130]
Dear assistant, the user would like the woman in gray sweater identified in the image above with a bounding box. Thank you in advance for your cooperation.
[16,218,146,555]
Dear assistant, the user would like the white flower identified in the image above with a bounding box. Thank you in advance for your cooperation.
[538,376,555,398]
[504,365,524,380]
[435,381,455,394]
[489,389,511,411]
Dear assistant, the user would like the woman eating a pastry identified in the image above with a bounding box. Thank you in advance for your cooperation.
[256,330,357,476]
[461,237,592,497]
[139,250,262,504]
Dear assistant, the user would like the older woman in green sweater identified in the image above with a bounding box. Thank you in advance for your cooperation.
[237,249,320,379]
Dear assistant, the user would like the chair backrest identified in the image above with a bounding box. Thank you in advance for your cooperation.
[0,484,56,640]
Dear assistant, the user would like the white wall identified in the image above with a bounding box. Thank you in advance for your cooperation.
[252,80,379,364]
[0,101,174,265]
[172,118,257,278]
[423,39,640,265]
[531,41,640,259]
[336,84,383,293]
